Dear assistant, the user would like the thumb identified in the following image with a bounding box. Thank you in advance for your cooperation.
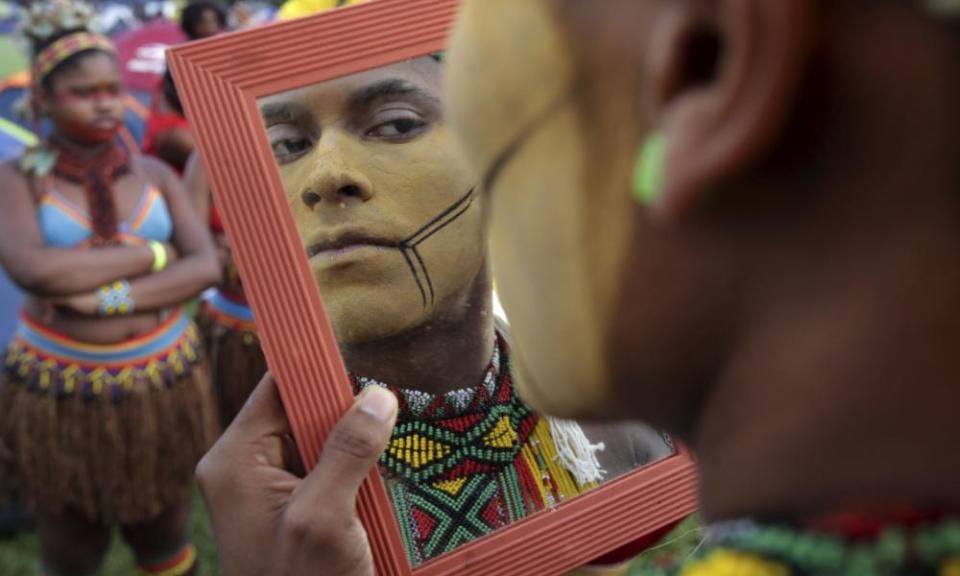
[290,386,398,516]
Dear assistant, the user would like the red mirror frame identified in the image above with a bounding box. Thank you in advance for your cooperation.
[167,1,699,574]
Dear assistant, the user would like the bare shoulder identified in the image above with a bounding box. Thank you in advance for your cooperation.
[0,158,25,182]
[135,154,178,187]
[0,158,32,198]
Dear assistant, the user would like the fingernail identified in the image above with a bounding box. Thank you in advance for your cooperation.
[357,387,397,423]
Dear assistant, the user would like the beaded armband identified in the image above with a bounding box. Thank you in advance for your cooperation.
[98,280,134,316]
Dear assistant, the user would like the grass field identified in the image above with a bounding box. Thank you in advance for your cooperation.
[0,496,700,575]
[0,488,219,576]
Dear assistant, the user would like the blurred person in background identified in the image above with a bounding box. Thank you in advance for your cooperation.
[0,2,219,574]
[142,0,226,173]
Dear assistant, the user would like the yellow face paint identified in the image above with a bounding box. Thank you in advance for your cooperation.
[260,59,484,344]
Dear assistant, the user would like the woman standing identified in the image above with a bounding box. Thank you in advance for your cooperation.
[0,3,220,575]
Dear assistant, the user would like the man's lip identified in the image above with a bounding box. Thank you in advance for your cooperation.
[306,232,396,258]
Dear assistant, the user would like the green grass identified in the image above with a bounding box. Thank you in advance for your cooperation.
[0,488,220,576]
[627,515,704,574]
[0,492,700,575]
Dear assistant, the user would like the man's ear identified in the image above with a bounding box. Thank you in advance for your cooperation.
[644,0,816,218]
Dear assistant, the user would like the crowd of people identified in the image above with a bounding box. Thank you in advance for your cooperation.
[4,0,960,576]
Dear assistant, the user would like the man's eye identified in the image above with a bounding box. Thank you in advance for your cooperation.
[367,111,428,141]
[268,125,312,163]
[273,138,311,157]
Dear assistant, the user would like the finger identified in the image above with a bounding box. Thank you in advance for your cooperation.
[281,432,307,478]
[289,386,397,516]
[226,372,293,441]
[197,373,294,497]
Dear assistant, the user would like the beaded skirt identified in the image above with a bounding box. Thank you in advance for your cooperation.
[0,310,217,524]
[352,334,599,565]
[199,287,266,428]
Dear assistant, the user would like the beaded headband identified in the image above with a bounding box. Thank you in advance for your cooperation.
[33,31,115,84]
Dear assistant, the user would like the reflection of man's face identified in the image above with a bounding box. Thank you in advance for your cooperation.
[260,60,483,344]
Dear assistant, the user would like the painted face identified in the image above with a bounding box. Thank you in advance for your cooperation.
[260,60,483,344]
[446,0,653,418]
[43,52,126,144]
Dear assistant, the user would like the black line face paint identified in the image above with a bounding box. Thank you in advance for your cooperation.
[389,188,476,308]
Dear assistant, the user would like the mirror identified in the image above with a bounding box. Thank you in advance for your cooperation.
[254,57,674,566]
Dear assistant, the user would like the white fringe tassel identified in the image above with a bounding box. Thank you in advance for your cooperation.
[546,417,607,485]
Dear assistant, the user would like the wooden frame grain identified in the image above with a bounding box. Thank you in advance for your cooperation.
[167,1,699,574]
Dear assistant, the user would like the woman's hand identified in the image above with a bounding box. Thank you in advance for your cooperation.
[196,373,398,576]
[49,291,99,316]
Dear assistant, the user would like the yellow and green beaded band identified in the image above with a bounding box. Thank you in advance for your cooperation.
[33,31,115,84]
[97,280,134,317]
[148,240,168,273]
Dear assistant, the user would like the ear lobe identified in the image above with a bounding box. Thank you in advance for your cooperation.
[650,0,816,218]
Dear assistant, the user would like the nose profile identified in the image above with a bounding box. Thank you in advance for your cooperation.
[299,147,374,210]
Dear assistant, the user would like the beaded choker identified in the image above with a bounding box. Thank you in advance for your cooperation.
[350,335,536,484]
[350,334,598,564]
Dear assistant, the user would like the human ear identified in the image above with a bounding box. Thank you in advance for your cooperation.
[641,0,816,217]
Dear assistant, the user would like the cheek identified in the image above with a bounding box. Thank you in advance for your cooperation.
[415,202,486,303]
[49,100,92,123]
[377,139,483,298]
[279,163,316,240]
[488,109,616,418]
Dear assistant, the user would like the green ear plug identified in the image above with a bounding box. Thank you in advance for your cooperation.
[632,132,666,205]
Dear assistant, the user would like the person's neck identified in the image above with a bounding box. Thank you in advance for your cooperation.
[339,271,496,396]
[51,132,112,158]
[693,9,960,523]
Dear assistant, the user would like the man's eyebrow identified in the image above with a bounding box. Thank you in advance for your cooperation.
[347,78,441,110]
[259,101,310,125]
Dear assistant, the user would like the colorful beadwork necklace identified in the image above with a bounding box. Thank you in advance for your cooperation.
[350,333,599,565]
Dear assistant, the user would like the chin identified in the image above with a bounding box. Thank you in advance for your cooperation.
[325,295,423,346]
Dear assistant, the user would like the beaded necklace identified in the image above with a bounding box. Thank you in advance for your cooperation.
[350,333,598,565]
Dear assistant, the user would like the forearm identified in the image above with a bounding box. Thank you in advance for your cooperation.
[16,246,154,297]
[129,254,220,312]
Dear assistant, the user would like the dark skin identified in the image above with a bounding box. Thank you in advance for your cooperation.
[184,150,244,278]
[447,0,960,523]
[152,119,196,173]
[0,51,218,573]
[0,52,219,344]
[189,8,226,40]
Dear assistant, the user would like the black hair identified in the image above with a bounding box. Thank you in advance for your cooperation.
[180,1,228,40]
[32,28,114,93]
[162,69,185,117]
